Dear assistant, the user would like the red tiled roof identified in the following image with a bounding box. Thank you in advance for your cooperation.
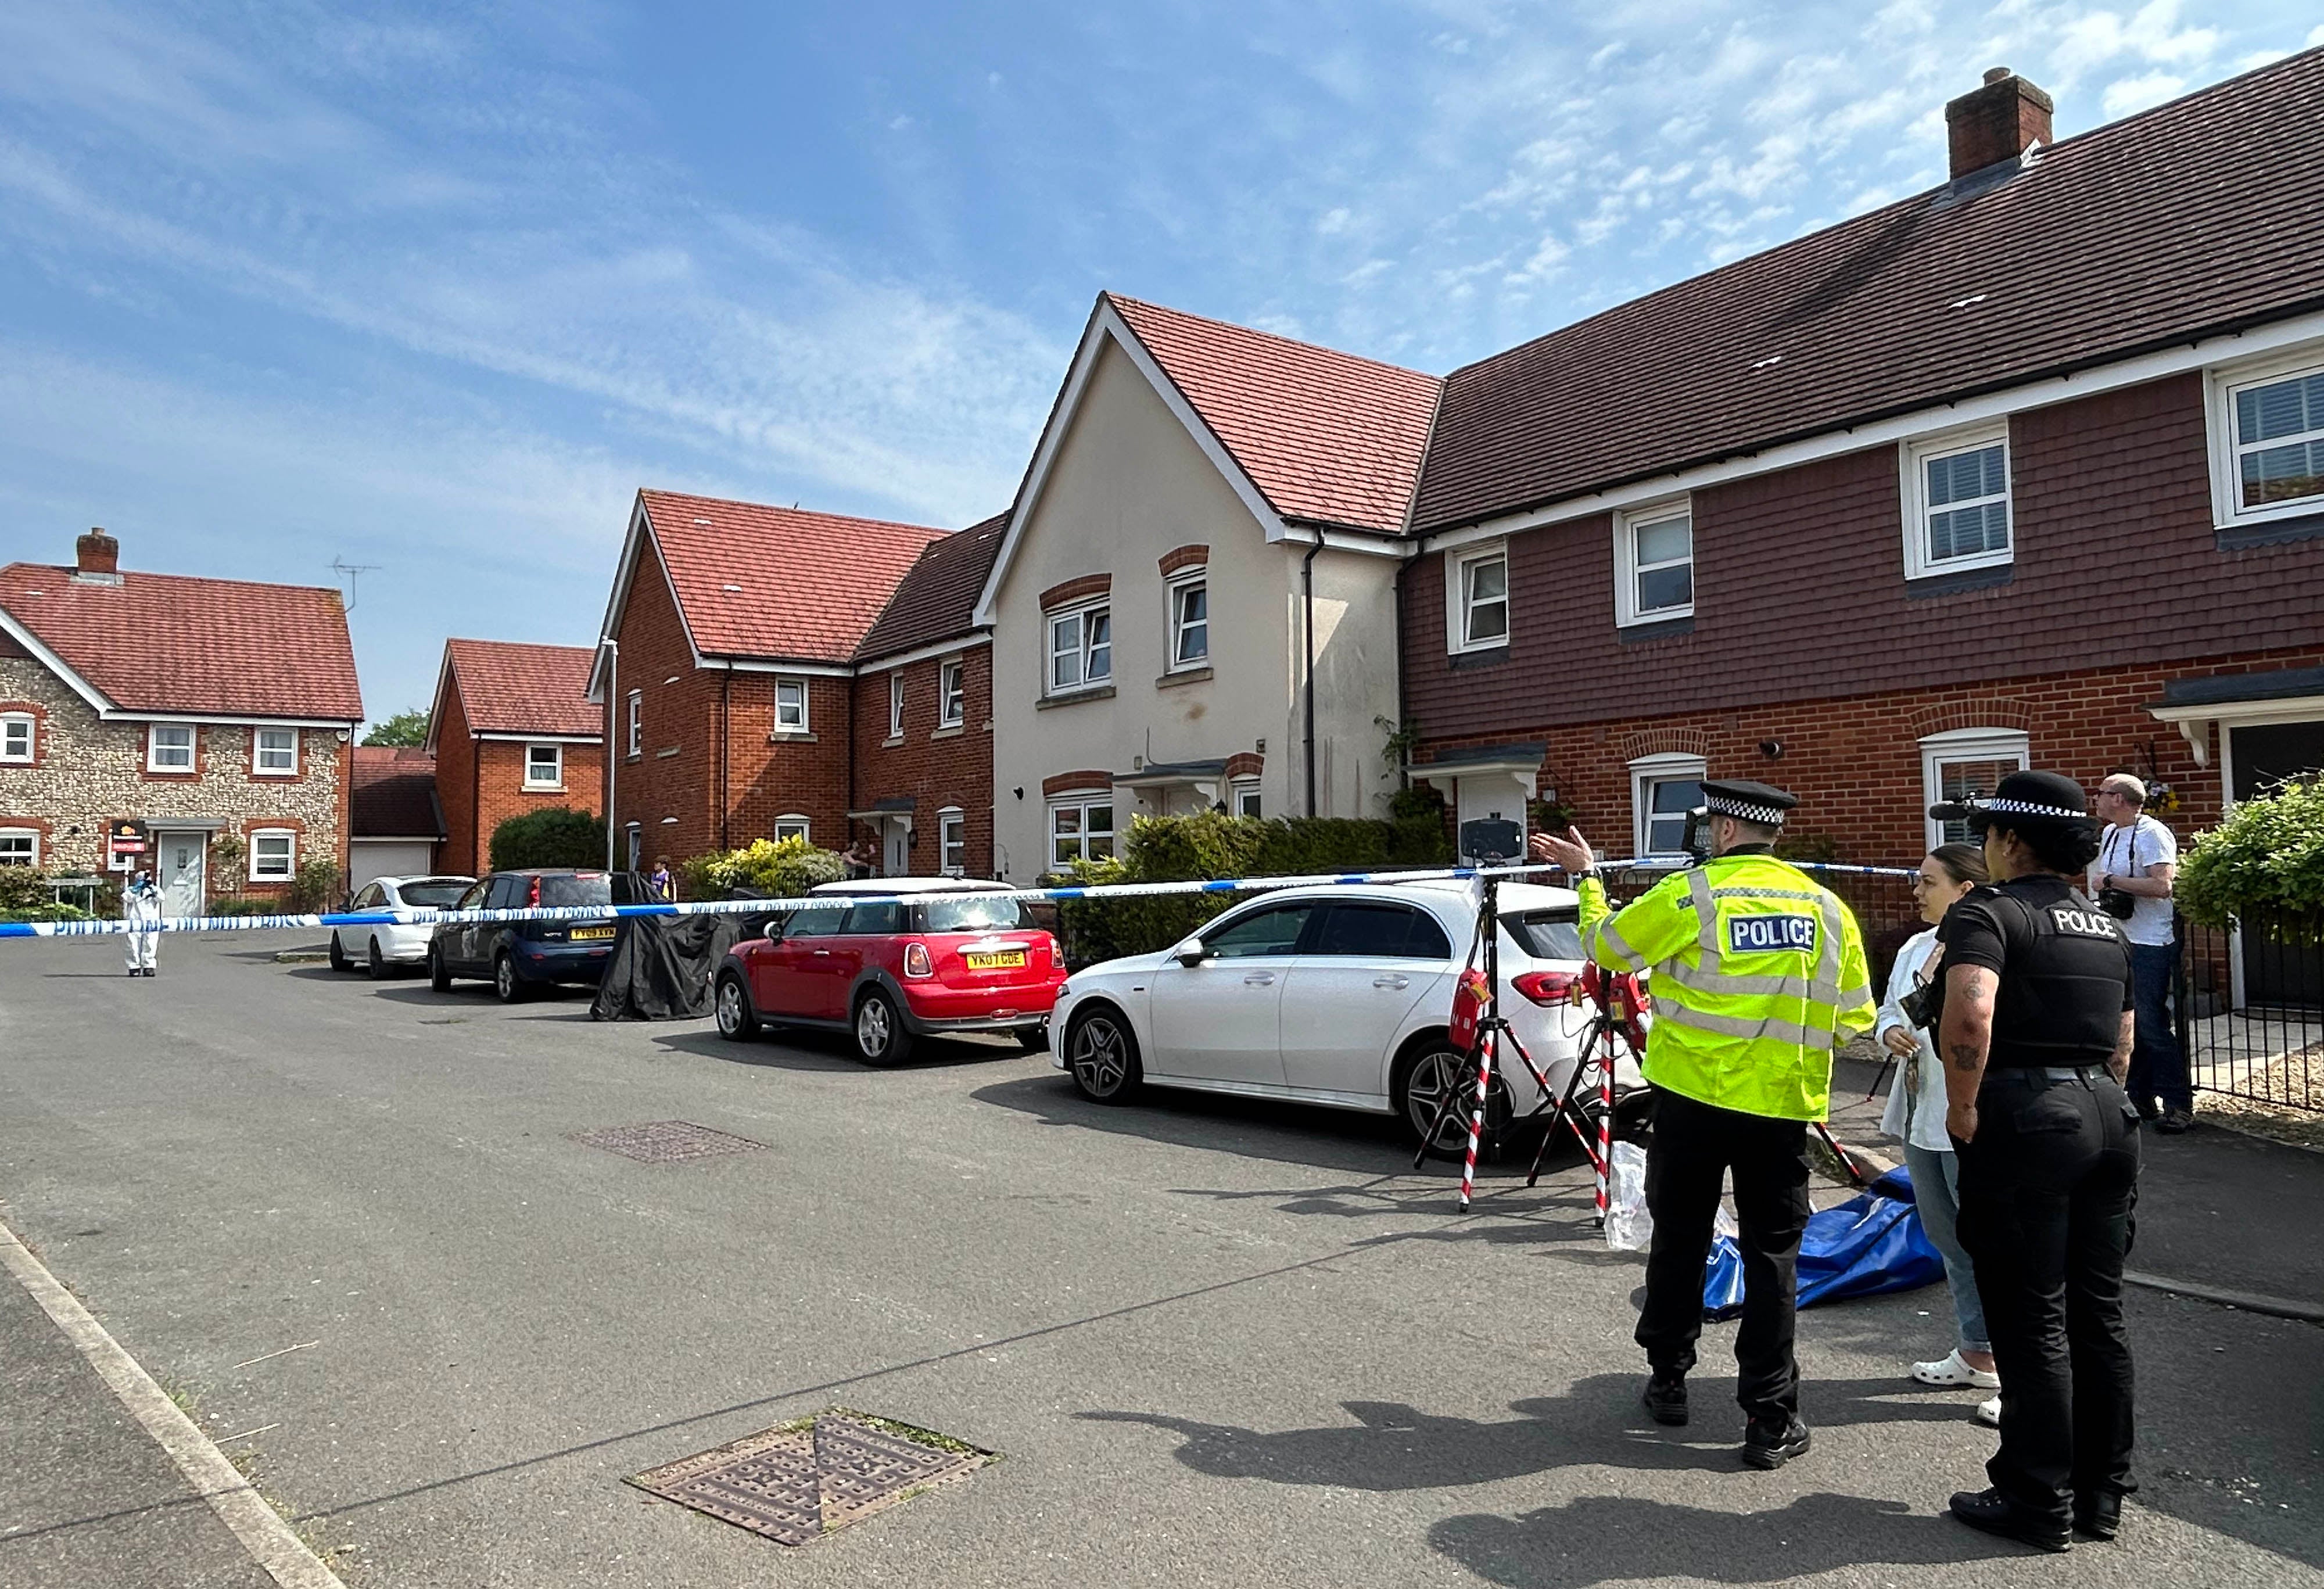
[637,490,948,663]
[1107,295,1441,535]
[1415,49,2324,533]
[856,511,1009,662]
[0,562,362,720]
[442,639,601,738]
[351,747,444,839]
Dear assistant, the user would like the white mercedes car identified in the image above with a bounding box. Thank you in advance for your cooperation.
[1048,879,1644,1151]
[331,875,476,978]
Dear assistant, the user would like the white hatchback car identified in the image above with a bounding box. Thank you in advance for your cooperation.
[1048,879,1644,1150]
[331,875,476,979]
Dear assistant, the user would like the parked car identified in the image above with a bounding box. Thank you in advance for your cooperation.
[427,869,652,1002]
[713,878,1067,1065]
[330,875,476,978]
[1047,880,1644,1151]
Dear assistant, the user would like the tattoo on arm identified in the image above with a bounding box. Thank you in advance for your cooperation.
[1946,1042,1982,1074]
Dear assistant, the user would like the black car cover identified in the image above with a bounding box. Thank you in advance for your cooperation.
[590,910,767,1021]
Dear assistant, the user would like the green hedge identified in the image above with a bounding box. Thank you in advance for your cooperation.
[1054,810,1452,965]
[489,807,604,871]
[2179,776,2324,939]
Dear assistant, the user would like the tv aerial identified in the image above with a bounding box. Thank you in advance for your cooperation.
[331,558,381,614]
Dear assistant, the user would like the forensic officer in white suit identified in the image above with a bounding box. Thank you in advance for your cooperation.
[123,867,162,977]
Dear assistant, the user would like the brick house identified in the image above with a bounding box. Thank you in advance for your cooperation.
[848,512,1007,877]
[426,639,604,876]
[1389,57,2324,1002]
[589,489,948,869]
[349,747,447,889]
[0,530,363,913]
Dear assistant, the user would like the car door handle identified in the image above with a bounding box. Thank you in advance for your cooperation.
[1243,971,1276,986]
[1373,975,1410,990]
[812,949,833,957]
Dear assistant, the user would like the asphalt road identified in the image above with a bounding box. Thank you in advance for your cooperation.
[1,935,2318,1588]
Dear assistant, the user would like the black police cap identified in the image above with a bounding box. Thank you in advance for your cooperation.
[1701,779,1798,826]
[1928,768,2095,831]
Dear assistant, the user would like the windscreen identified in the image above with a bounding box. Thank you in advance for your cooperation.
[399,882,470,909]
[540,874,614,909]
[1505,909,1583,960]
[921,894,1033,933]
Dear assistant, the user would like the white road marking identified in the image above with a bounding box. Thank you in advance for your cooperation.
[0,1217,347,1589]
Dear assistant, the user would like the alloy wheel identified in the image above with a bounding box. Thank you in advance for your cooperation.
[856,996,891,1058]
[1070,1014,1130,1099]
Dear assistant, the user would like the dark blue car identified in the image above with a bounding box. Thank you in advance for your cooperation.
[426,869,651,1002]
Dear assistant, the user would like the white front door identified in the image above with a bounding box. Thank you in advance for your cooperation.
[883,819,910,877]
[156,833,206,917]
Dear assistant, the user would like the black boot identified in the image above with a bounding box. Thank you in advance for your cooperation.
[1641,1372,1688,1427]
[2072,1492,2122,1541]
[1740,1414,1810,1470]
[1950,1488,2071,1552]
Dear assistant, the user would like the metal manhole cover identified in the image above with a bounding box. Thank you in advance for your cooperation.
[570,1121,766,1164]
[630,1412,991,1545]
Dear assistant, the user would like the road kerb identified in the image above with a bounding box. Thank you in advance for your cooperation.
[0,1216,348,1589]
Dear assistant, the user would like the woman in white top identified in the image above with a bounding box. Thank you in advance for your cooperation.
[1876,841,1998,1418]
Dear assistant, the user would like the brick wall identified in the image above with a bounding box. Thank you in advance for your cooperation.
[849,645,995,876]
[0,655,348,899]
[435,698,607,875]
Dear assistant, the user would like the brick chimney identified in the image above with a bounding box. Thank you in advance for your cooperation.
[1946,67,2053,180]
[73,528,121,580]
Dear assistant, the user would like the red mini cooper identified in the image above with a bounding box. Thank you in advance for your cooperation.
[713,878,1067,1064]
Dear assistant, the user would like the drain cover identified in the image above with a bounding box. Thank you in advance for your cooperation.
[571,1121,766,1164]
[630,1412,990,1545]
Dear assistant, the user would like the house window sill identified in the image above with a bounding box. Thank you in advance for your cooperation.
[1156,666,1212,689]
[523,784,565,794]
[882,735,905,748]
[931,723,965,740]
[1448,647,1507,672]
[768,731,819,744]
[1615,616,1695,644]
[252,770,298,780]
[655,746,682,759]
[1903,564,2013,599]
[2217,509,2324,550]
[1038,686,1116,711]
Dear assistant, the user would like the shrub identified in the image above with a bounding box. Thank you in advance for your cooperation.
[210,835,246,894]
[489,808,604,871]
[680,836,846,902]
[286,858,344,914]
[2178,776,2324,939]
[0,867,54,914]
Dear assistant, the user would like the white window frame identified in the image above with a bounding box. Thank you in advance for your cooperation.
[938,807,967,876]
[523,743,563,790]
[0,828,37,866]
[887,672,905,740]
[1921,728,2031,851]
[1047,791,1116,869]
[1901,424,2014,580]
[625,822,644,871]
[1231,778,1263,819]
[251,726,299,777]
[1046,602,1112,695]
[249,829,296,882]
[1629,752,1706,858]
[1166,571,1210,670]
[938,658,966,726]
[0,713,32,764]
[146,722,195,773]
[625,691,642,757]
[1446,543,1509,654]
[2207,345,2324,530]
[773,814,810,844]
[773,677,809,735]
[1614,500,1694,626]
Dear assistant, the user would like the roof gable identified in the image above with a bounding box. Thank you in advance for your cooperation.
[0,562,363,721]
[1416,48,2324,533]
[439,639,601,738]
[855,511,1009,662]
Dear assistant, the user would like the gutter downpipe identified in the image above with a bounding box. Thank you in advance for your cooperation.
[599,639,619,870]
[1301,531,1323,818]
[720,666,733,852]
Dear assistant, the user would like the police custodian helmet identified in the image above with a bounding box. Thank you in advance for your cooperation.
[1927,769,2096,834]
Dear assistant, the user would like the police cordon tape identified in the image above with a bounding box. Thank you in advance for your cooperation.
[0,857,1920,941]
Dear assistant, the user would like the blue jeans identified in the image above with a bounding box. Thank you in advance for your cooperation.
[2125,942,2188,1114]
[1905,1143,1989,1355]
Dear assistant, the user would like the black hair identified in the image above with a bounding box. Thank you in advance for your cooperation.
[1989,819,2101,874]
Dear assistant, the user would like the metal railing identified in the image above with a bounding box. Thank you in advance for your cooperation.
[2179,915,2324,1113]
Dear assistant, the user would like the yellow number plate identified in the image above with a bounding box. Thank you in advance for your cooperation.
[964,949,1027,970]
[570,926,615,942]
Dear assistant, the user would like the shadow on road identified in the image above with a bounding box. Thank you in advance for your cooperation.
[650,1028,1023,1074]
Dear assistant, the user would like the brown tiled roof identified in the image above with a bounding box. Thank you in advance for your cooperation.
[855,511,1008,662]
[0,561,363,720]
[351,747,444,839]
[1415,49,2324,533]
[1108,295,1441,535]
[442,639,600,737]
[638,489,947,663]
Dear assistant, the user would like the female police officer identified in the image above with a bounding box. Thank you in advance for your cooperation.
[1930,769,2140,1552]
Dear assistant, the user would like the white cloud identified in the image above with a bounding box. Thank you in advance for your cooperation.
[2101,70,2186,116]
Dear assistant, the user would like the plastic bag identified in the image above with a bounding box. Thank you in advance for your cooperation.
[1605,1140,1653,1250]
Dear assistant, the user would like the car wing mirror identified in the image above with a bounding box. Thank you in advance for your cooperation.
[1174,942,1210,967]
[763,921,783,942]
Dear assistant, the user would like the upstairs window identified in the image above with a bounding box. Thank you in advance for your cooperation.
[253,727,299,776]
[0,713,31,763]
[1616,503,1693,625]
[1168,576,1208,669]
[1903,426,2012,578]
[774,678,809,733]
[888,672,905,738]
[1048,605,1111,693]
[1447,546,1508,652]
[939,659,966,726]
[2214,354,2324,527]
[625,692,642,757]
[147,723,195,773]
[525,743,563,789]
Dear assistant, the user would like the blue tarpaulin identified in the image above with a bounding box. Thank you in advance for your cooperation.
[1704,1165,1945,1320]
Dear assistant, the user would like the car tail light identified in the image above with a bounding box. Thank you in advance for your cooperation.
[1045,937,1061,969]
[903,942,933,978]
[1511,970,1578,1006]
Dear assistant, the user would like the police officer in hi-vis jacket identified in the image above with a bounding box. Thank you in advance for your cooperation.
[1531,779,1875,1470]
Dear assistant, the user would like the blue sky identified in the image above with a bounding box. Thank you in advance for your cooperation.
[2,1,2319,725]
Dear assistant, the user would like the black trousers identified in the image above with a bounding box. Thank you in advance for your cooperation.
[1955,1068,2142,1527]
[1636,1089,1812,1421]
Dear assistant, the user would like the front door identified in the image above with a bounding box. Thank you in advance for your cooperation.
[155,833,206,917]
[2230,720,2324,1006]
[883,818,910,878]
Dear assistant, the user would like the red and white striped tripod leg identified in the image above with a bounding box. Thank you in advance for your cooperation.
[1458,1030,1493,1213]
[1594,1039,1616,1228]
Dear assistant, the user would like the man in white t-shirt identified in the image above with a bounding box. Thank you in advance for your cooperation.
[2090,773,2187,1132]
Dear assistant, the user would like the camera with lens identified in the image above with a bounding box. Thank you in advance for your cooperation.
[2097,886,2136,920]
